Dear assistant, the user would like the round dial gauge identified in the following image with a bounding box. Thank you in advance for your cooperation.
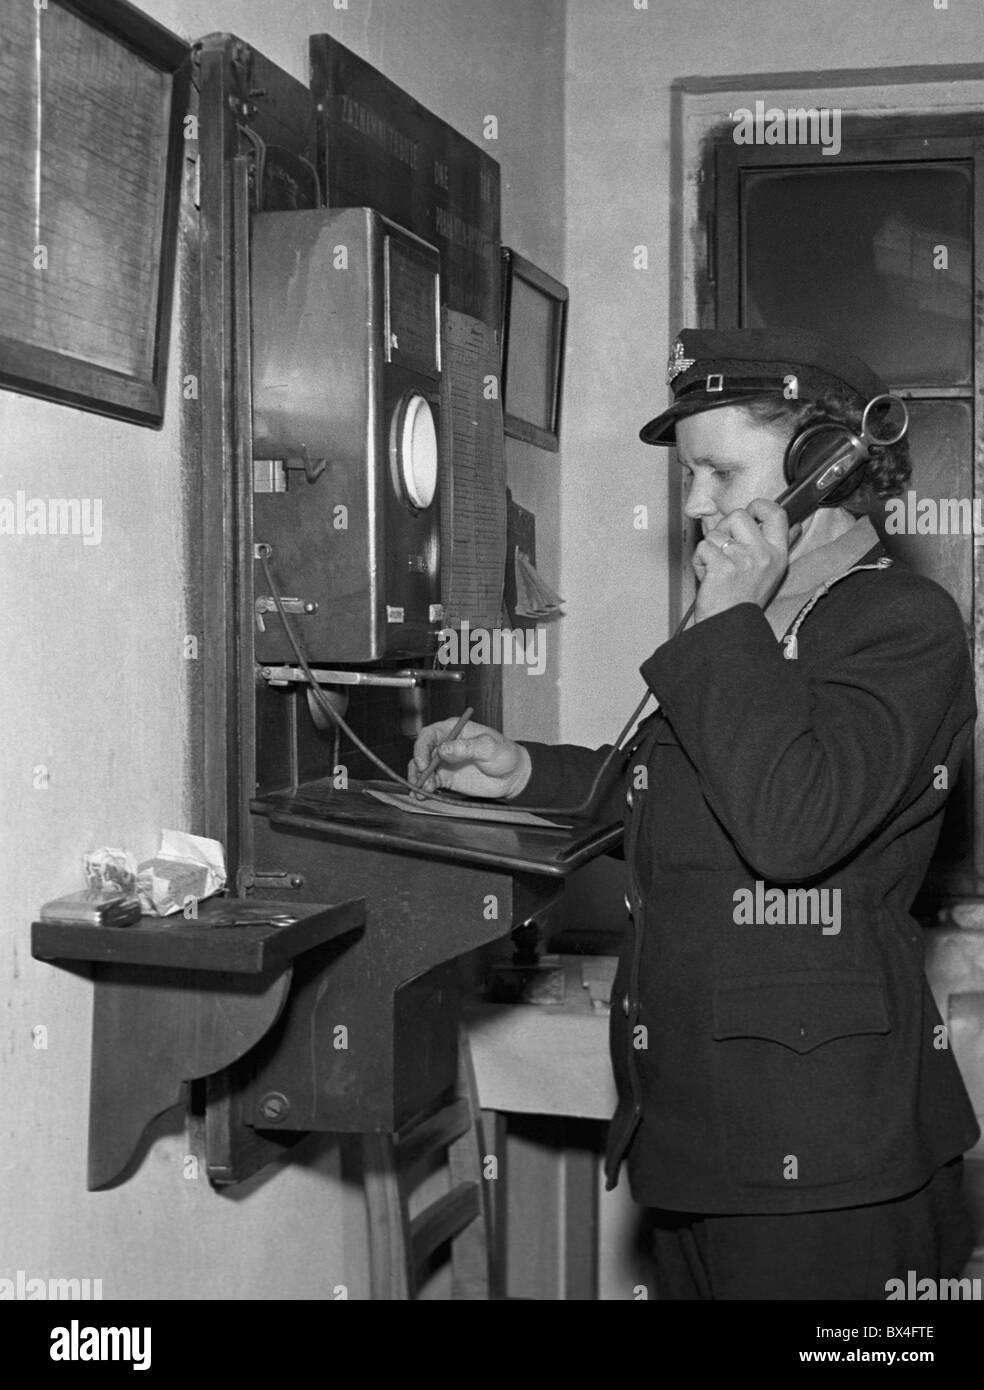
[391,392,438,510]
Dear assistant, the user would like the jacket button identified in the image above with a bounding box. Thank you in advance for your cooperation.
[622,993,630,1017]
[625,785,634,809]
[623,892,633,918]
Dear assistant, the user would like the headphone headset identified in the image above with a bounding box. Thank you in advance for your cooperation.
[776,392,909,526]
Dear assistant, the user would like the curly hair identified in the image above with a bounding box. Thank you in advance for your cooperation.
[734,391,912,516]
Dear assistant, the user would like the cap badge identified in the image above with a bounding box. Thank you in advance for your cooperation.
[666,340,696,385]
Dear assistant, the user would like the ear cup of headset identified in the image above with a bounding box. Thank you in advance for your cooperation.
[783,421,869,508]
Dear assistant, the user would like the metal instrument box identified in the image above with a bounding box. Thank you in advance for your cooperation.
[251,207,443,662]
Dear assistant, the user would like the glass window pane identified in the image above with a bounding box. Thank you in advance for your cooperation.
[743,164,972,386]
[869,399,973,624]
[869,400,974,869]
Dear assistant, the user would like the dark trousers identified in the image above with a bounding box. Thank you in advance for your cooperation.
[650,1158,975,1300]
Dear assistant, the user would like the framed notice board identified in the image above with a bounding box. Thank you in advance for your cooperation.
[0,0,189,426]
[500,247,568,451]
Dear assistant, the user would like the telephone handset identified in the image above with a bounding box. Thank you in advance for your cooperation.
[774,392,909,526]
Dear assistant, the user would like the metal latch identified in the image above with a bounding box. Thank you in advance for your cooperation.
[236,869,305,893]
[282,446,329,483]
[254,596,317,632]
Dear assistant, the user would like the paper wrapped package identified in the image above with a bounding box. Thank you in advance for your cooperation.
[137,830,226,916]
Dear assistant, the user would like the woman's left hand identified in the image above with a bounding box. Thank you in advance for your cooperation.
[692,499,792,622]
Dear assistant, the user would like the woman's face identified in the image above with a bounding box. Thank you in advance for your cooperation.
[675,405,790,537]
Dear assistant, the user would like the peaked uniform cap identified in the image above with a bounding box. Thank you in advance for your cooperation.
[641,327,890,446]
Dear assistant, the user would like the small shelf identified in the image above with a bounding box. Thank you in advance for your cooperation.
[31,896,365,975]
[31,895,367,1190]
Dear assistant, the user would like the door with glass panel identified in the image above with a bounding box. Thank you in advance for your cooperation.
[705,116,984,899]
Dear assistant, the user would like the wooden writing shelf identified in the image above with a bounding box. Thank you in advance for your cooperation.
[252,778,623,877]
[31,897,364,975]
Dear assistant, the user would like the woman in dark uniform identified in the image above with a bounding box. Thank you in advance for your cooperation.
[409,328,980,1300]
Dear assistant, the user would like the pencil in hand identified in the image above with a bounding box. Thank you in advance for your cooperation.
[413,707,474,798]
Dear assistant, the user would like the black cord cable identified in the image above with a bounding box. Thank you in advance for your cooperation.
[258,548,694,819]
[238,125,267,210]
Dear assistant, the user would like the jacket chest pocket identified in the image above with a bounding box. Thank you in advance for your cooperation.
[710,972,897,1190]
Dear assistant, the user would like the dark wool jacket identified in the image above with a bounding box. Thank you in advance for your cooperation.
[512,532,980,1214]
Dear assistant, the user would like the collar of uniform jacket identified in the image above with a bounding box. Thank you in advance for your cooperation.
[762,513,883,644]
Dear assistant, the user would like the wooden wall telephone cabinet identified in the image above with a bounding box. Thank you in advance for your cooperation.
[30,35,623,1202]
